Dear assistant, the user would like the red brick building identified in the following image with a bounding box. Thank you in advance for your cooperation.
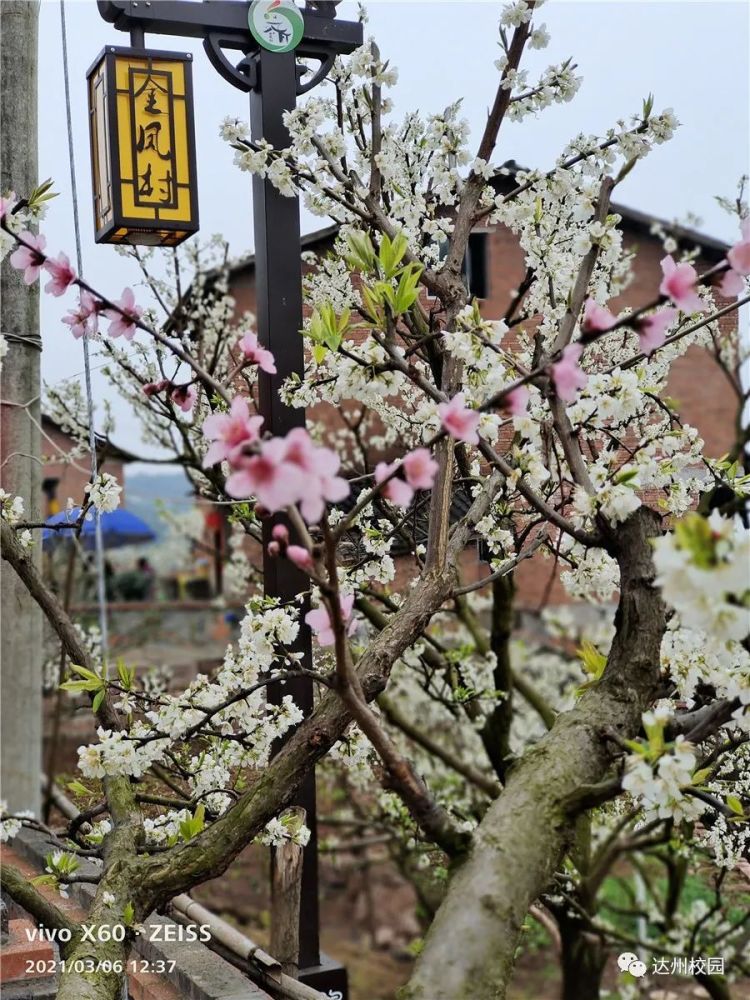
[219,197,736,607]
[40,414,130,516]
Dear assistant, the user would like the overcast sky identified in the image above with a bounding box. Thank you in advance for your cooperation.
[35,0,750,460]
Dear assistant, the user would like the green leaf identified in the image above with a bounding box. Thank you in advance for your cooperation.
[92,688,105,714]
[60,679,100,694]
[117,659,133,690]
[577,641,607,679]
[66,780,90,798]
[70,663,98,680]
[614,468,639,485]
[673,513,716,570]
[726,795,745,816]
[306,304,350,353]
[345,231,376,273]
[27,178,59,209]
[122,901,135,926]
[31,874,57,888]
[378,231,409,279]
[691,767,713,786]
[392,263,423,315]
[179,803,206,842]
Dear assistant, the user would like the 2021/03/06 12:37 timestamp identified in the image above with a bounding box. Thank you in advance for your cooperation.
[25,958,177,976]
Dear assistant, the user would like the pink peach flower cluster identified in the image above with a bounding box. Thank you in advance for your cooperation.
[170,384,197,413]
[374,447,438,509]
[581,295,676,357]
[659,255,706,314]
[237,331,277,374]
[719,218,750,298]
[551,344,588,403]
[305,593,356,647]
[141,379,197,414]
[504,384,529,416]
[438,393,480,444]
[582,298,617,334]
[8,228,147,345]
[636,307,677,356]
[266,523,314,573]
[9,232,47,285]
[203,402,348,523]
[62,291,100,339]
[103,287,143,341]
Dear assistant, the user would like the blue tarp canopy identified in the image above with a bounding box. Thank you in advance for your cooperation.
[43,507,156,551]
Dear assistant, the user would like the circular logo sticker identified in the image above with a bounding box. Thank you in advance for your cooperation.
[248,0,304,53]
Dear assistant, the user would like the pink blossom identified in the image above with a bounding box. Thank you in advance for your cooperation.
[9,232,46,284]
[171,384,197,413]
[0,193,17,222]
[551,344,588,403]
[283,428,349,523]
[305,593,355,647]
[582,298,616,333]
[272,523,290,545]
[238,331,277,374]
[659,255,706,313]
[727,217,750,276]
[375,461,414,508]
[287,545,314,572]
[225,437,307,512]
[636,307,677,356]
[202,396,264,468]
[504,385,530,416]
[719,269,746,298]
[403,448,438,490]
[104,287,142,340]
[62,291,99,339]
[142,379,170,397]
[438,393,480,445]
[43,252,76,297]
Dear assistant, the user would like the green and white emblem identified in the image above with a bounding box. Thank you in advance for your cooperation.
[248,0,304,53]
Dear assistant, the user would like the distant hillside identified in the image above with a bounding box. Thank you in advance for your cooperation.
[124,469,196,539]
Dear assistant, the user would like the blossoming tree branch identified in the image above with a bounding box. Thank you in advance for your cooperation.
[1,2,749,998]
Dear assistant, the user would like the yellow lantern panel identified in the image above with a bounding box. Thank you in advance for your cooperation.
[87,47,199,246]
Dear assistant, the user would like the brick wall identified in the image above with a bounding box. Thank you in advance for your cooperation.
[41,420,125,516]
[223,219,737,608]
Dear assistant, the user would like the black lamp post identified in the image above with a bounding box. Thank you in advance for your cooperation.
[93,3,363,996]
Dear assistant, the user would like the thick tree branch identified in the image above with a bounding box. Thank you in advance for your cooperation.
[404,507,666,1000]
[0,863,80,953]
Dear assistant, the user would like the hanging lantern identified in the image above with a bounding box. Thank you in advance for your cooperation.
[87,46,199,246]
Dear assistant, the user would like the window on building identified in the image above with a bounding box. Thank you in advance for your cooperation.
[464,231,489,299]
[42,477,60,516]
[435,230,489,299]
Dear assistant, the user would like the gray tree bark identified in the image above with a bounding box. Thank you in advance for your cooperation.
[0,0,42,816]
[402,509,666,1000]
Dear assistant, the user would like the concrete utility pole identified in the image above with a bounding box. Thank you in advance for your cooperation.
[1,0,42,816]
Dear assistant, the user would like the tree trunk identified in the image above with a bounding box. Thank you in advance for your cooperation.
[403,509,666,1000]
[558,914,606,1000]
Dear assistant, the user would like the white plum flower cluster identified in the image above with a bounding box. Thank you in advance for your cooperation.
[622,732,705,826]
[0,489,32,549]
[85,472,122,514]
[653,510,750,641]
[0,800,34,842]
[76,599,307,842]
